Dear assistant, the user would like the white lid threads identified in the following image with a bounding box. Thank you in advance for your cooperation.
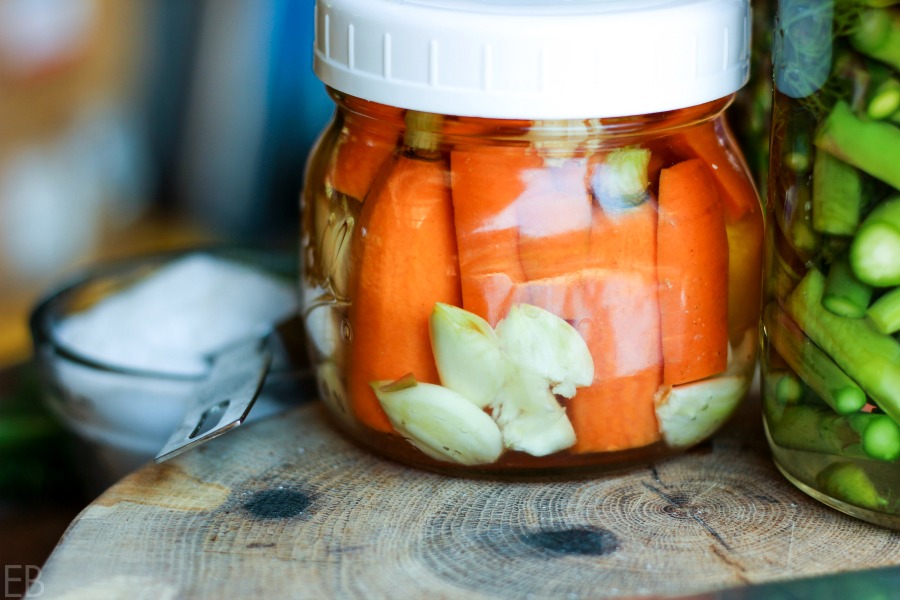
[314,0,751,119]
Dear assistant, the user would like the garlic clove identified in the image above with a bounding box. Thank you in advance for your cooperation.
[654,374,749,448]
[429,302,509,408]
[492,367,576,456]
[372,377,504,465]
[497,303,593,397]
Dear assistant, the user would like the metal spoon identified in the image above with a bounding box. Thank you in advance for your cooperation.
[155,315,308,463]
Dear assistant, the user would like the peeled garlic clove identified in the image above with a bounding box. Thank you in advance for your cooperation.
[654,375,749,448]
[496,303,593,397]
[320,206,355,300]
[492,367,576,456]
[302,286,345,365]
[372,378,503,465]
[501,410,576,457]
[492,367,552,425]
[430,303,509,408]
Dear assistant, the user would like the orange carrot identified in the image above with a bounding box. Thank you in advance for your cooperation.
[330,98,404,201]
[567,195,663,453]
[668,120,760,224]
[569,363,663,453]
[450,146,543,324]
[665,121,763,346]
[657,159,729,386]
[509,272,586,322]
[515,158,593,281]
[504,153,601,320]
[346,154,462,432]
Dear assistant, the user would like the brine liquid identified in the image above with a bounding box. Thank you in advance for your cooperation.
[767,431,900,529]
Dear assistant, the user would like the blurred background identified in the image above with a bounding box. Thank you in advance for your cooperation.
[0,0,334,369]
[0,0,333,588]
[0,0,775,590]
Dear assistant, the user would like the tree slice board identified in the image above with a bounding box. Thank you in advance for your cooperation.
[39,396,900,599]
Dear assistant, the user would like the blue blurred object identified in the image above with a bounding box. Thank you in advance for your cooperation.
[177,0,333,241]
[258,0,335,237]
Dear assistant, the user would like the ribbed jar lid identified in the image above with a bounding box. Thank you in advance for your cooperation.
[313,0,750,119]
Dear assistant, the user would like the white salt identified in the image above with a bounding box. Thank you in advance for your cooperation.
[55,253,298,376]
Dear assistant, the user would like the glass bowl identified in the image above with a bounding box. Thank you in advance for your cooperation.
[29,247,307,494]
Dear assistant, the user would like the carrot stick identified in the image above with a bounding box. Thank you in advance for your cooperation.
[515,158,593,281]
[511,150,630,320]
[450,146,543,324]
[569,363,663,453]
[567,197,663,453]
[329,98,404,201]
[346,154,462,432]
[668,120,760,224]
[657,159,730,386]
[510,272,587,321]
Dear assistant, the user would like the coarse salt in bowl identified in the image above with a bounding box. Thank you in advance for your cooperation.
[30,248,300,493]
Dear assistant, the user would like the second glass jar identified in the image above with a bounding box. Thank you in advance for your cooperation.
[763,0,900,528]
[301,91,764,475]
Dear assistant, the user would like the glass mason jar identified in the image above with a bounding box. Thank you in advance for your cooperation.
[763,0,900,527]
[301,0,763,475]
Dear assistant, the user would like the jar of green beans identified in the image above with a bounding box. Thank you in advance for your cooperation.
[763,0,900,528]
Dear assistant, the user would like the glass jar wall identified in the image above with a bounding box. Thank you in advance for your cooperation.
[300,91,763,475]
[763,0,900,528]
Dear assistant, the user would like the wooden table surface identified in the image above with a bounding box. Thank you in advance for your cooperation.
[38,394,900,599]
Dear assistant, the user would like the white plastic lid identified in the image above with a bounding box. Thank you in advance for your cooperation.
[313,0,751,119]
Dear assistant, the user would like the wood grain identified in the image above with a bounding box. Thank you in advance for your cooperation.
[39,396,900,599]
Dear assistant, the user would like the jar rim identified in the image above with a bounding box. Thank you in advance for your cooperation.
[332,89,735,141]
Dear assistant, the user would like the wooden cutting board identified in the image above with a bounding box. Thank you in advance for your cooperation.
[39,395,900,599]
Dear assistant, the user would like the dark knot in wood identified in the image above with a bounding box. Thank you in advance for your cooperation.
[520,527,619,557]
[243,488,313,520]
